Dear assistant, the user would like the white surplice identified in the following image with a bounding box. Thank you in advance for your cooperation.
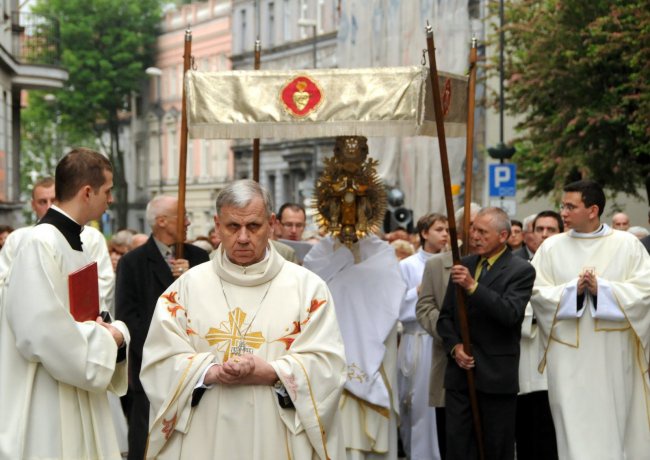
[0,223,126,455]
[141,244,346,460]
[0,221,129,459]
[397,249,441,460]
[304,235,405,459]
[0,225,115,314]
[531,225,650,460]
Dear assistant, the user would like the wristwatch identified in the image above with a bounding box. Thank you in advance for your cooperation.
[273,379,286,394]
[273,379,294,409]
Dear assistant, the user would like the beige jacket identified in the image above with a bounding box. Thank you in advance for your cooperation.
[415,251,452,407]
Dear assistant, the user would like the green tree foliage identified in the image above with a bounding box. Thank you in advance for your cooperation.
[500,0,650,201]
[22,0,162,226]
[20,91,96,223]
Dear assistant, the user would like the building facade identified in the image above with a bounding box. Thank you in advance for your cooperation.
[230,0,339,213]
[142,0,234,238]
[0,0,67,226]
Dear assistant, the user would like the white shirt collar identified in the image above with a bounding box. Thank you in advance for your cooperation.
[569,223,611,238]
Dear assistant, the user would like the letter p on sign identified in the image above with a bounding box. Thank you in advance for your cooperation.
[488,164,516,197]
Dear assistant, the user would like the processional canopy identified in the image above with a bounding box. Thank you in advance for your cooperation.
[185,65,467,245]
[186,66,467,140]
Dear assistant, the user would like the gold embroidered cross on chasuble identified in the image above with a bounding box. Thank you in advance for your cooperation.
[205,307,265,361]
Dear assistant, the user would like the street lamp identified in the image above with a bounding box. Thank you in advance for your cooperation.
[298,18,317,68]
[145,66,164,192]
[487,0,515,162]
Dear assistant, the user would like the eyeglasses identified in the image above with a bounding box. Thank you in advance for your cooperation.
[559,203,579,212]
[281,222,305,229]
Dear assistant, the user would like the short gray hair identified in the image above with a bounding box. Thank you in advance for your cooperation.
[476,207,512,235]
[454,202,482,228]
[216,180,274,217]
[145,195,175,228]
[628,226,650,238]
[522,214,537,233]
[110,229,133,247]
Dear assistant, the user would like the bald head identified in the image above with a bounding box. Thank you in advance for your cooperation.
[611,212,630,231]
[145,195,190,245]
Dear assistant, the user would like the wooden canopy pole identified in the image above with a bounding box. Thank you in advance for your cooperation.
[426,23,485,460]
[252,39,261,182]
[175,27,192,259]
[462,37,478,255]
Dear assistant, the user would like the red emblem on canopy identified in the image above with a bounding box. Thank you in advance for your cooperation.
[280,75,324,118]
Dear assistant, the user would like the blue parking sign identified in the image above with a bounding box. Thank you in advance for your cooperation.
[489,164,516,197]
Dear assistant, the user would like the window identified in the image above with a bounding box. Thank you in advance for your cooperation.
[318,0,324,33]
[283,0,292,42]
[268,2,275,47]
[299,0,308,39]
[240,9,247,53]
[201,140,210,179]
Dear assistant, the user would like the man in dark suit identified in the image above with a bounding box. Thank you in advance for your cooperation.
[512,214,537,261]
[437,207,535,460]
[514,210,562,460]
[115,195,209,460]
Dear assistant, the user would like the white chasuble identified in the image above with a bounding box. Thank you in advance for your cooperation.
[141,244,346,460]
[304,236,405,459]
[531,226,650,460]
[0,223,129,460]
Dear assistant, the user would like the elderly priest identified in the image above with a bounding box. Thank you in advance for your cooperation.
[141,180,346,459]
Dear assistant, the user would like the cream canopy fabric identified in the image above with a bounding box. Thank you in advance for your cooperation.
[186,66,467,140]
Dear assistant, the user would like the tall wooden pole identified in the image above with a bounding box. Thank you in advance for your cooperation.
[426,23,485,460]
[175,27,192,258]
[462,38,478,255]
[252,39,261,182]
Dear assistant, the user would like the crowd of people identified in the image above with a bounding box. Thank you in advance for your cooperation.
[0,148,648,460]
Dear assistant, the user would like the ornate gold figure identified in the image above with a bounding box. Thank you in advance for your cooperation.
[314,136,387,247]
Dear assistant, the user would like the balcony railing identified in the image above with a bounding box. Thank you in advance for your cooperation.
[11,11,62,66]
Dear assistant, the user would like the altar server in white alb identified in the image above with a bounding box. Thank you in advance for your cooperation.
[0,148,129,459]
[530,180,650,460]
[397,213,448,460]
[140,180,346,460]
[0,176,115,314]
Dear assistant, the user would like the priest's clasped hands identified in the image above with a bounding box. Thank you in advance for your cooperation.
[577,267,598,296]
[204,354,278,386]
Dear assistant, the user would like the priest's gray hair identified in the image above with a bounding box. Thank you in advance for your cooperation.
[477,207,512,235]
[216,180,274,217]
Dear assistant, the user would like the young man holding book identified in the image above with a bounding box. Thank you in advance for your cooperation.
[0,148,129,459]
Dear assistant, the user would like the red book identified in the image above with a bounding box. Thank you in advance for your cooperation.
[68,262,100,322]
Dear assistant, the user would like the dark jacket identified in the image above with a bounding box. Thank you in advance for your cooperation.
[437,249,535,394]
[115,236,210,392]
